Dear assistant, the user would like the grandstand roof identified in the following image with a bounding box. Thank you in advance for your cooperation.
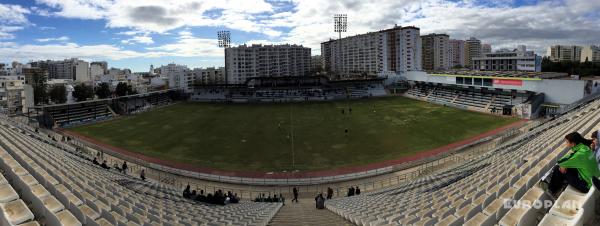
[429,70,569,80]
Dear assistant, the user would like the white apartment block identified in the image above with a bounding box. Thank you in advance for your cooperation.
[473,45,541,72]
[321,25,421,75]
[421,33,449,71]
[449,39,466,68]
[0,79,33,115]
[548,45,582,62]
[225,44,311,84]
[465,37,482,68]
[581,45,600,63]
[160,63,193,92]
[194,67,225,85]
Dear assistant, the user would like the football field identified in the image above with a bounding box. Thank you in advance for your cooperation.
[68,97,520,172]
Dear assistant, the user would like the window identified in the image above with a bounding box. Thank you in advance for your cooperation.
[456,77,464,84]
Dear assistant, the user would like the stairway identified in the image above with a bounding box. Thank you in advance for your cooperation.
[268,198,354,226]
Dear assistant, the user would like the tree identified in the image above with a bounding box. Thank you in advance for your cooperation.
[73,83,94,102]
[115,82,137,96]
[95,83,111,99]
[48,85,67,104]
[31,71,47,105]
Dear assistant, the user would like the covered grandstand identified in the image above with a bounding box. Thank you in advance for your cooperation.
[191,76,387,103]
[35,89,183,128]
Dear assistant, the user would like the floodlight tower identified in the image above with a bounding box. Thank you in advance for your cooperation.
[334,14,347,77]
[217,30,231,84]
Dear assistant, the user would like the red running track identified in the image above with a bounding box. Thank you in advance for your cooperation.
[58,119,526,179]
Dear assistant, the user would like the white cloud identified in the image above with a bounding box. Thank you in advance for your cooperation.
[121,35,154,45]
[0,42,143,62]
[36,36,70,42]
[145,34,223,57]
[35,0,277,36]
[0,3,31,39]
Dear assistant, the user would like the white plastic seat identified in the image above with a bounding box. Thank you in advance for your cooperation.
[549,186,597,222]
[538,207,584,226]
[0,184,19,203]
[1,199,35,225]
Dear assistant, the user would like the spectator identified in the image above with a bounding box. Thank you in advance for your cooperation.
[540,132,600,198]
[92,157,99,165]
[101,160,110,169]
[195,190,206,202]
[121,161,128,174]
[183,185,191,198]
[326,187,333,199]
[355,186,361,195]
[315,194,325,209]
[347,187,355,197]
[292,187,299,203]
[190,190,197,200]
[140,169,146,181]
[279,193,285,205]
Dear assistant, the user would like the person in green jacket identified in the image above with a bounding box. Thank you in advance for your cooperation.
[541,132,600,197]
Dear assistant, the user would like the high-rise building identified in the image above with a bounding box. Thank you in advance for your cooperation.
[580,45,600,63]
[421,33,449,70]
[225,44,311,84]
[464,37,482,68]
[22,67,48,85]
[448,39,466,68]
[311,55,323,72]
[321,25,421,75]
[47,58,90,82]
[473,45,541,72]
[548,45,582,62]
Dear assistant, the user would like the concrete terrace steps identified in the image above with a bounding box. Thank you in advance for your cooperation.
[268,198,354,226]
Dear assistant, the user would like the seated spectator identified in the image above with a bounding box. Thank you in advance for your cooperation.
[195,190,206,202]
[355,186,361,195]
[92,157,99,165]
[190,190,197,200]
[231,193,239,204]
[101,160,110,169]
[183,185,191,198]
[347,186,355,197]
[540,132,600,198]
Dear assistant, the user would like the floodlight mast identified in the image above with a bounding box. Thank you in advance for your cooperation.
[217,30,231,84]
[334,14,347,77]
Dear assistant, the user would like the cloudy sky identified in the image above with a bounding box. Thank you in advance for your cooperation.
[1,0,599,71]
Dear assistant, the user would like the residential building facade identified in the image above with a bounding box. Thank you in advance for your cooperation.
[321,25,421,76]
[225,44,311,84]
[421,33,449,70]
[581,45,600,63]
[464,37,482,68]
[448,39,465,68]
[548,45,582,62]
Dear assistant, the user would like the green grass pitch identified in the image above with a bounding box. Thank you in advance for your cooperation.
[68,97,519,172]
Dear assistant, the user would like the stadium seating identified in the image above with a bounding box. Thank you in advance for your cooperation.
[405,85,531,114]
[44,102,113,128]
[0,118,282,225]
[325,97,600,226]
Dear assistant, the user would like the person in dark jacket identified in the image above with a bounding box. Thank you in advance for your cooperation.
[292,187,299,203]
[121,161,128,174]
[140,169,146,181]
[326,187,333,199]
[315,194,325,209]
[355,186,361,195]
[183,184,191,198]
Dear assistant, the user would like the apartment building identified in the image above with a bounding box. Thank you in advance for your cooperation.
[548,45,582,62]
[448,39,466,68]
[464,37,482,68]
[581,45,600,63]
[421,33,449,70]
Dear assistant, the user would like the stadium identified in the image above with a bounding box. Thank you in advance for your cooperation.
[2,69,600,226]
